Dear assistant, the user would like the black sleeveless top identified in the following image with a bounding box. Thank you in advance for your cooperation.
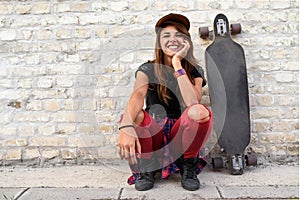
[135,62,206,119]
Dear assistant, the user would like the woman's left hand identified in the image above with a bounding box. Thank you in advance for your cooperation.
[172,39,190,67]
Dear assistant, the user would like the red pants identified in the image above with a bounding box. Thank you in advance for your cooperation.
[133,104,213,160]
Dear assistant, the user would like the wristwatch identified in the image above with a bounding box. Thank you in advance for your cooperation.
[173,69,186,78]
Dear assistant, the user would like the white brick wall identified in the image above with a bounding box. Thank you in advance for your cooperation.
[0,0,298,165]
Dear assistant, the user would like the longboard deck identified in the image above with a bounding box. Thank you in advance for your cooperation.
[205,14,250,156]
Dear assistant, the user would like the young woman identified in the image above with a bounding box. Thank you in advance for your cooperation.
[118,13,213,191]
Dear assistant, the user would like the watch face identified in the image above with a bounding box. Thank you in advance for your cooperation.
[178,69,185,75]
[174,69,186,78]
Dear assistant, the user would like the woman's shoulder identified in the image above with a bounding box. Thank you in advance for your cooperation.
[193,64,204,70]
[192,64,205,76]
[138,61,154,71]
[191,64,207,86]
[135,61,155,78]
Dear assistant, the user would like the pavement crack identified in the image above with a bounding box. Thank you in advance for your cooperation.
[216,186,224,198]
[117,188,124,200]
[14,187,30,200]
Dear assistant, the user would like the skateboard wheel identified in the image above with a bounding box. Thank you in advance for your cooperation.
[199,26,209,39]
[245,154,257,166]
[230,23,241,35]
[212,157,223,169]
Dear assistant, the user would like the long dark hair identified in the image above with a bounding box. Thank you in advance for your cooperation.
[151,21,198,105]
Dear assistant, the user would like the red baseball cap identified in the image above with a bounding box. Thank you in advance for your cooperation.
[155,13,190,33]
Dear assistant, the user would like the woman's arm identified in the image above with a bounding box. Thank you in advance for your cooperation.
[176,74,203,105]
[172,40,203,106]
[118,71,149,164]
[174,65,203,106]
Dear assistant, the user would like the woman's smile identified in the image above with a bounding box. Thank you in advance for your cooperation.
[167,44,181,51]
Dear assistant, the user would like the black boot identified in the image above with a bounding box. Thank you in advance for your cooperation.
[175,156,184,173]
[135,158,156,191]
[181,157,200,191]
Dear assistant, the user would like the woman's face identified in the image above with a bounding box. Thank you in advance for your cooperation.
[159,25,186,58]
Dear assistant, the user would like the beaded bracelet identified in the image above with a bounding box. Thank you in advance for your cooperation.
[118,124,135,130]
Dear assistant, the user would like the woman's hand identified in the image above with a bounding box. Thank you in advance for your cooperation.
[172,39,190,68]
[118,127,141,164]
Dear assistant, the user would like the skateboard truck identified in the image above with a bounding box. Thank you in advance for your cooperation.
[216,19,227,36]
[230,154,244,175]
[199,21,241,39]
[212,153,256,175]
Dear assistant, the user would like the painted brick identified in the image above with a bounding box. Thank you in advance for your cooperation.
[41,149,60,159]
[0,30,16,41]
[54,3,71,13]
[0,4,13,14]
[132,0,148,11]
[91,2,108,11]
[3,139,27,147]
[38,125,56,135]
[29,137,65,147]
[73,2,90,12]
[111,1,129,12]
[15,4,32,15]
[18,126,35,136]
[23,148,40,160]
[61,149,77,159]
[33,3,51,14]
[6,149,21,161]
[68,136,105,148]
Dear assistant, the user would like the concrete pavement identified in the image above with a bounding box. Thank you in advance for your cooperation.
[0,159,298,199]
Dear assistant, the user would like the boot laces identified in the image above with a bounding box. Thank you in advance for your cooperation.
[184,165,197,180]
[138,163,153,180]
[187,169,196,179]
[138,172,154,181]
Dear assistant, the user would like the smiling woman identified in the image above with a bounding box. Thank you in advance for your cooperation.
[117,13,213,191]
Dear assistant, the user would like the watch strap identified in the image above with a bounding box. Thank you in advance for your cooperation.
[173,69,186,78]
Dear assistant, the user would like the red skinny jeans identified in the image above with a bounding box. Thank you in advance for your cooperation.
[133,104,213,160]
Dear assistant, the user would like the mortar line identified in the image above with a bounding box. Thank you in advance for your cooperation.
[14,187,30,200]
[216,186,224,199]
[117,187,124,200]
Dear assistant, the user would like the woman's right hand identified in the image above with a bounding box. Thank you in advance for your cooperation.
[172,39,190,68]
[118,127,141,165]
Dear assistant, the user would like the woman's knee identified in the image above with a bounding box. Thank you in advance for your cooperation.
[187,104,210,123]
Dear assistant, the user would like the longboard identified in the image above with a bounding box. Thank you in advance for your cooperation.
[201,13,257,175]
